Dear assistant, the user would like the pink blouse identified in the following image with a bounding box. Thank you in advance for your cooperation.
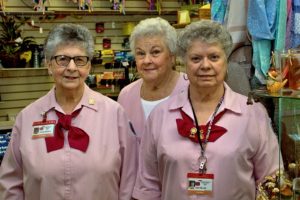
[133,84,281,200]
[0,85,138,200]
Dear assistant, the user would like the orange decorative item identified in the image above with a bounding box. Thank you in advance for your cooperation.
[286,49,300,90]
[266,52,288,94]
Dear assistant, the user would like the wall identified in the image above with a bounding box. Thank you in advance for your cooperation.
[1,0,180,50]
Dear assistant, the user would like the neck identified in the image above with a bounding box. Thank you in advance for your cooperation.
[189,84,224,103]
[141,70,179,101]
[189,84,224,124]
[55,86,84,114]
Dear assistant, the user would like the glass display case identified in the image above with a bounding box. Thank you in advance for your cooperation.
[252,88,300,200]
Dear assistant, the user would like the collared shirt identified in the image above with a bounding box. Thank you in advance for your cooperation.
[0,84,138,200]
[133,83,280,200]
[117,72,189,138]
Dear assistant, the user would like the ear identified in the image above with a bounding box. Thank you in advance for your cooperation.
[46,60,53,75]
[87,62,92,74]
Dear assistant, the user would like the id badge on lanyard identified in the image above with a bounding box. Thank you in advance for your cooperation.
[187,173,214,195]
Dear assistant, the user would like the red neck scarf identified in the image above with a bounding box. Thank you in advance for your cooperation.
[176,109,227,143]
[45,109,89,153]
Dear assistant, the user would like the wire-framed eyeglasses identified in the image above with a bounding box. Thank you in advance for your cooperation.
[51,55,90,67]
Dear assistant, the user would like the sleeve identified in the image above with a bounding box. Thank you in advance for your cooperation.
[253,105,282,185]
[118,107,139,200]
[132,116,161,200]
[0,120,24,200]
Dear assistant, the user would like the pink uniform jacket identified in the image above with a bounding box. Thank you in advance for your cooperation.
[133,83,281,200]
[0,84,138,200]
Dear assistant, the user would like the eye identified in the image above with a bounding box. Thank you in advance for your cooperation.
[209,54,220,61]
[135,50,145,58]
[151,49,161,57]
[190,56,202,63]
[57,55,68,62]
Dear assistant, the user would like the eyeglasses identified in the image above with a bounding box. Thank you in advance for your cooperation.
[51,55,90,67]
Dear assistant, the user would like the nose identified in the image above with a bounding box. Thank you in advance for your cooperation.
[143,54,153,64]
[66,59,77,70]
[201,57,211,68]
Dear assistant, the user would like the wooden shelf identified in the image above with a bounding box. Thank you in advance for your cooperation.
[0,9,177,16]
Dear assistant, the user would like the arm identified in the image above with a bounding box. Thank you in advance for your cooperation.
[132,117,161,200]
[118,108,139,200]
[0,122,24,200]
[253,105,282,184]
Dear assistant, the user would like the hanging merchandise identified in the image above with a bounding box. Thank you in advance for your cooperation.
[122,22,135,35]
[146,0,161,14]
[33,0,48,13]
[210,0,228,24]
[147,0,156,10]
[0,0,5,13]
[103,38,111,49]
[247,0,278,85]
[222,0,248,48]
[96,22,105,33]
[274,0,287,52]
[285,0,293,49]
[122,37,130,49]
[110,0,125,14]
[287,0,300,49]
[78,0,93,11]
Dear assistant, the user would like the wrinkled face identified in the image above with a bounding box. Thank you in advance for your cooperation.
[47,45,91,92]
[134,35,175,83]
[185,40,227,90]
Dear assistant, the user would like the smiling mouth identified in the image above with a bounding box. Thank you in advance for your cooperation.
[64,76,78,80]
[199,75,214,77]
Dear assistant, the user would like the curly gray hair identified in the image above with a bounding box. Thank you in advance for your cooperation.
[129,17,177,55]
[177,20,233,60]
[44,23,94,61]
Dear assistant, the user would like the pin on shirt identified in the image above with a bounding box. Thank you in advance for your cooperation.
[88,98,95,105]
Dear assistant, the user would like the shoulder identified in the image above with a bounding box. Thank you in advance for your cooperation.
[224,85,269,119]
[86,87,124,112]
[118,79,142,102]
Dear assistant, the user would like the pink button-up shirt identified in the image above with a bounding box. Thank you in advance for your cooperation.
[133,83,280,200]
[0,84,138,200]
[117,72,189,138]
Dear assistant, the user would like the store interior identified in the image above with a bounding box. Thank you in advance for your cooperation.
[0,0,300,199]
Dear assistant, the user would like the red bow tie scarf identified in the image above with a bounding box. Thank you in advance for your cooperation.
[176,109,227,143]
[45,109,90,153]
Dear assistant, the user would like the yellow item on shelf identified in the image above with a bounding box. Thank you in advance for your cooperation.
[122,22,135,36]
[177,10,190,25]
[20,51,32,63]
[199,3,211,20]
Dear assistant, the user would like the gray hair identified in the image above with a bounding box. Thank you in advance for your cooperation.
[44,23,94,61]
[177,20,233,60]
[129,17,177,55]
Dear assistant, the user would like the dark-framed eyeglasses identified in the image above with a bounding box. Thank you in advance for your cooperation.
[51,55,90,67]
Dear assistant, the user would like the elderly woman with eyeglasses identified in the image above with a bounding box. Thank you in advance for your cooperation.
[0,24,138,200]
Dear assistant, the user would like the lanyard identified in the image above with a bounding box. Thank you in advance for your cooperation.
[188,89,224,173]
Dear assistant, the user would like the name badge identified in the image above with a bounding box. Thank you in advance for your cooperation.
[187,173,214,195]
[32,120,56,139]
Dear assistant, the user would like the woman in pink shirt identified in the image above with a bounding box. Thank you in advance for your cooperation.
[0,24,137,200]
[117,17,189,139]
[132,20,280,200]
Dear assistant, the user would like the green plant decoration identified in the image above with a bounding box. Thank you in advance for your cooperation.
[0,15,36,68]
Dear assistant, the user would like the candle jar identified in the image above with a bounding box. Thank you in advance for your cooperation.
[284,49,300,90]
